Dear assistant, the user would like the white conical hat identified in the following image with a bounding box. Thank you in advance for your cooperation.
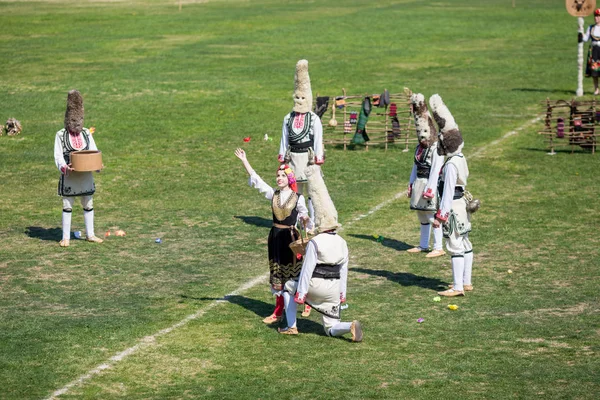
[293,59,313,113]
[306,165,341,233]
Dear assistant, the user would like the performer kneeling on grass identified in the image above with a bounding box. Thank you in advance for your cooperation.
[406,93,445,258]
[235,148,312,325]
[278,59,324,318]
[429,94,474,297]
[54,90,104,247]
[279,165,363,342]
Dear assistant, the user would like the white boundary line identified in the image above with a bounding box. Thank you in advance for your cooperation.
[44,274,268,400]
[45,117,538,399]
[470,116,542,158]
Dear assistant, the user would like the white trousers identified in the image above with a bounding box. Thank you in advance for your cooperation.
[416,211,443,250]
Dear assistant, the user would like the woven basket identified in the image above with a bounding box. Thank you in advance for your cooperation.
[289,223,313,256]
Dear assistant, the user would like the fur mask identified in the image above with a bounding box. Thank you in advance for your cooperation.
[410,93,437,147]
[292,59,313,114]
[429,94,463,156]
[64,90,84,134]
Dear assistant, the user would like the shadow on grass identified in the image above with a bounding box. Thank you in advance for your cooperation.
[350,267,447,290]
[25,226,62,241]
[179,294,327,336]
[511,88,578,95]
[234,215,271,229]
[349,233,412,252]
[520,146,595,154]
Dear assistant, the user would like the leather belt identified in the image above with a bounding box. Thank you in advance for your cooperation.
[273,223,293,229]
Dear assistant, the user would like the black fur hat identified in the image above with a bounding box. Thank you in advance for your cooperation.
[64,90,84,134]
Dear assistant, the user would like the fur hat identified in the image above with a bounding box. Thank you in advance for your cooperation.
[429,94,463,157]
[64,89,84,134]
[410,93,437,146]
[5,118,22,136]
[292,59,312,114]
[306,165,341,233]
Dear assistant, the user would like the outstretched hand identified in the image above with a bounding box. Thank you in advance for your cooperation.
[234,148,247,162]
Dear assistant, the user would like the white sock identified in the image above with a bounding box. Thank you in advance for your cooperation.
[84,210,94,238]
[419,223,431,249]
[62,211,72,241]
[451,256,465,291]
[432,226,443,251]
[329,322,352,337]
[282,291,297,329]
[464,251,473,286]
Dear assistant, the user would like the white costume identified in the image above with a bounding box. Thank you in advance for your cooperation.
[408,93,444,253]
[280,165,362,342]
[430,94,474,296]
[54,90,102,246]
[278,60,324,185]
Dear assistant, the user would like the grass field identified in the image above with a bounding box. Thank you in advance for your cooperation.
[1,0,599,399]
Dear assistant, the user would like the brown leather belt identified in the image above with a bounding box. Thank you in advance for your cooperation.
[273,223,293,229]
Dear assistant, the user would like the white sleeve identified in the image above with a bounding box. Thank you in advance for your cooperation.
[248,172,275,200]
[295,195,314,231]
[296,240,317,296]
[439,163,458,217]
[425,151,444,193]
[339,240,349,298]
[409,164,417,185]
[87,130,98,151]
[313,116,324,161]
[279,118,289,158]
[54,132,67,172]
[583,25,592,42]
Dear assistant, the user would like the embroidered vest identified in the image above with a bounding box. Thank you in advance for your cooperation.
[272,190,299,225]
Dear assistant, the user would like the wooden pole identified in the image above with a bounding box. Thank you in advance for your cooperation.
[577,17,585,96]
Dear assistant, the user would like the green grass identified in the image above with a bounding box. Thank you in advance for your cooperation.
[0,0,599,399]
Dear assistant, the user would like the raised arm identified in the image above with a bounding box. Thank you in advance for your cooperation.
[235,148,255,176]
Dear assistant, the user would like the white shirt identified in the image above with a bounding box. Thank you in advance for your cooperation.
[279,112,324,162]
[54,128,98,172]
[248,171,312,229]
[583,25,600,45]
[296,233,349,300]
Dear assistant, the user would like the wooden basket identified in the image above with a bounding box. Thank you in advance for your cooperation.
[71,150,102,172]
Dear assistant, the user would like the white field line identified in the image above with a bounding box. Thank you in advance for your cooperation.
[44,274,268,400]
[470,116,542,158]
[45,117,537,399]
[342,117,541,228]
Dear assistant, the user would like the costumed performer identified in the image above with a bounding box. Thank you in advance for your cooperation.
[429,94,474,297]
[278,59,324,318]
[406,93,445,258]
[234,148,312,324]
[279,164,363,342]
[54,89,104,247]
[581,8,600,95]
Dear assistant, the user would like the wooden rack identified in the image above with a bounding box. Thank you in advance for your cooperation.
[539,98,598,154]
[314,88,418,151]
